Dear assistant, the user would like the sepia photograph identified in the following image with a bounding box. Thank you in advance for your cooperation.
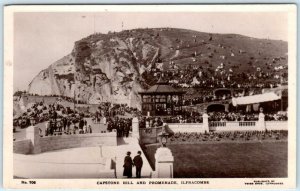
[3,4,297,189]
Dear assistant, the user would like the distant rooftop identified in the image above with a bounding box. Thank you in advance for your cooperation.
[139,77,185,95]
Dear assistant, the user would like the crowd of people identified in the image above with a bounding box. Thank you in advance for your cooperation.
[13,99,140,138]
[13,101,93,136]
[44,115,92,136]
[207,111,288,122]
[93,102,140,122]
[107,117,132,137]
[142,57,286,90]
[173,88,275,108]
[13,91,85,104]
[207,112,259,122]
[138,117,164,128]
[164,111,203,123]
[168,130,288,143]
[136,110,288,128]
[265,112,288,121]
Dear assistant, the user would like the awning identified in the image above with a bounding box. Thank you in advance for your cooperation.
[232,92,281,106]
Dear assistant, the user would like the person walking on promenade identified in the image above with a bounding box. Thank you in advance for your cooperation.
[66,118,71,134]
[45,120,50,136]
[123,151,133,178]
[79,118,84,134]
[124,122,130,137]
[133,151,143,178]
[63,117,67,132]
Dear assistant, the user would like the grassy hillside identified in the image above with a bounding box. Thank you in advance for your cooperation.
[77,28,287,75]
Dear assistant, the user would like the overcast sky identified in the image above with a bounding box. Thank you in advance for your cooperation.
[14,12,288,92]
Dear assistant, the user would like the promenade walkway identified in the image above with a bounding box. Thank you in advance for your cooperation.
[14,136,153,179]
[115,137,153,178]
[14,147,115,179]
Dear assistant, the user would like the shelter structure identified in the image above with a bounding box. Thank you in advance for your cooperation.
[213,88,233,98]
[138,78,186,116]
[231,86,288,113]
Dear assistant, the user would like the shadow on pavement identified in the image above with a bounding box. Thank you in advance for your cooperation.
[117,137,129,146]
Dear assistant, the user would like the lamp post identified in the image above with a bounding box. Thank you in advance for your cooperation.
[158,126,169,147]
[154,125,174,178]
[30,117,36,126]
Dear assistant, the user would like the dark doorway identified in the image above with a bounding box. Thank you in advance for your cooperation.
[207,104,225,112]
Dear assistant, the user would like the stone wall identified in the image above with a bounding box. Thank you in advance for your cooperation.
[39,132,117,152]
[167,123,205,133]
[265,121,288,130]
[13,139,32,154]
[13,128,117,154]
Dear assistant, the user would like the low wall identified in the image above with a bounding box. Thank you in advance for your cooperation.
[209,121,264,131]
[167,123,205,133]
[13,139,32,154]
[14,154,115,178]
[139,127,162,144]
[39,132,117,153]
[265,121,288,130]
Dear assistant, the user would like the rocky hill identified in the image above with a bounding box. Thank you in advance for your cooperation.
[27,28,288,108]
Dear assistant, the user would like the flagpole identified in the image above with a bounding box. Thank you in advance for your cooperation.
[73,89,76,111]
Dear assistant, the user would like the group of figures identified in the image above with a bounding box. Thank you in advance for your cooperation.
[107,117,132,137]
[138,117,164,128]
[123,151,143,178]
[93,102,141,120]
[45,116,92,136]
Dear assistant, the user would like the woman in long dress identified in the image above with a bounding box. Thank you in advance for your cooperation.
[123,151,133,178]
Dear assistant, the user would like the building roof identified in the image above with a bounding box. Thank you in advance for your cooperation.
[232,92,281,106]
[139,77,186,95]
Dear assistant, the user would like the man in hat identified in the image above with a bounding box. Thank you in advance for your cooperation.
[123,151,133,178]
[124,121,130,138]
[133,151,143,178]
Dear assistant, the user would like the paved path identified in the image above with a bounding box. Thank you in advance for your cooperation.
[14,136,153,178]
[14,147,115,179]
[115,137,153,178]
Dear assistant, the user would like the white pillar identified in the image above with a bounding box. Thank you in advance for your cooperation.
[202,113,209,132]
[26,125,41,154]
[102,117,107,125]
[154,147,174,178]
[258,112,266,130]
[132,117,139,139]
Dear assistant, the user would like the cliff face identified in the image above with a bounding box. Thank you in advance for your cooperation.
[28,30,160,108]
[28,28,288,108]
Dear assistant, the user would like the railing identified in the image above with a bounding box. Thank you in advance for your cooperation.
[138,121,287,137]
[239,121,256,126]
[209,121,226,127]
[209,121,257,128]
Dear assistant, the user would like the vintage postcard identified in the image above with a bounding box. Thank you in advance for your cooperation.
[3,4,297,189]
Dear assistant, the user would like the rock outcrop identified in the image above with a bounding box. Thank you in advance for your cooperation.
[28,28,288,108]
